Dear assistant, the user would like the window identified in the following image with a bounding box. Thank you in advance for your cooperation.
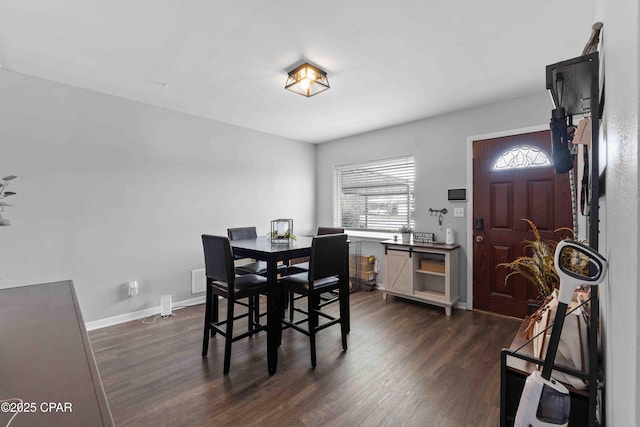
[333,156,415,232]
[492,145,552,170]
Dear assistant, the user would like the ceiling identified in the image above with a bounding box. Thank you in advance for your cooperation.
[0,1,595,143]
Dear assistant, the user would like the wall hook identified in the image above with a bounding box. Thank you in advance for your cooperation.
[429,208,448,230]
[429,208,448,216]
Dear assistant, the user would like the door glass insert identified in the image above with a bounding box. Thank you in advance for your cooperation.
[492,146,551,170]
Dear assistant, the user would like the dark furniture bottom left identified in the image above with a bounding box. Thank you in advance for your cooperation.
[0,280,114,427]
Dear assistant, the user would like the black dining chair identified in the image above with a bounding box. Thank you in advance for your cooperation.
[287,226,345,274]
[201,234,268,374]
[279,233,349,368]
[317,226,346,236]
[227,227,287,276]
[287,227,345,321]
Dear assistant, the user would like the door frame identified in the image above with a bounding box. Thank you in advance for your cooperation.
[465,123,548,311]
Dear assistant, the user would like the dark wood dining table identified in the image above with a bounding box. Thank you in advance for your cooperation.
[230,235,350,374]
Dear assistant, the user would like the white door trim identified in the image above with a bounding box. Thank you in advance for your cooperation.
[465,123,548,311]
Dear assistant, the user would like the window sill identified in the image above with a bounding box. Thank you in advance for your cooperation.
[345,230,396,242]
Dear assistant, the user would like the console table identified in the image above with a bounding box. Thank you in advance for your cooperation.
[381,240,460,315]
[0,281,114,427]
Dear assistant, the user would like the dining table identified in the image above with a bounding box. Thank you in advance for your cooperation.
[230,235,350,374]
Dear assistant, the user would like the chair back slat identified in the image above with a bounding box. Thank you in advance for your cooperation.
[309,234,348,281]
[228,227,258,240]
[202,235,235,284]
[317,226,345,235]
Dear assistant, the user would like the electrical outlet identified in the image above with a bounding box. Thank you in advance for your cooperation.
[128,280,139,297]
[453,207,465,218]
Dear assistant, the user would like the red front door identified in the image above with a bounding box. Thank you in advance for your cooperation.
[472,130,573,318]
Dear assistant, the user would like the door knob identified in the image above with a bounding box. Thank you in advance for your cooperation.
[475,235,484,243]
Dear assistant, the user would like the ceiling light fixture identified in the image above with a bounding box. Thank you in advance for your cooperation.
[284,63,330,97]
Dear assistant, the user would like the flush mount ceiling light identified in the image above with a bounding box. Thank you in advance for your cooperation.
[284,63,330,97]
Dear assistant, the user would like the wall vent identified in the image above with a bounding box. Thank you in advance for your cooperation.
[191,268,206,294]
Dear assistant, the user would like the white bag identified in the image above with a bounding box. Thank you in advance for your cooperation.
[530,289,590,390]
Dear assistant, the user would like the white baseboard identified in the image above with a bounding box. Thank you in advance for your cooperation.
[85,295,206,331]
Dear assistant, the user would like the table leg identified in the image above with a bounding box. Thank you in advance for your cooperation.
[267,258,279,375]
[339,272,350,334]
[344,254,351,333]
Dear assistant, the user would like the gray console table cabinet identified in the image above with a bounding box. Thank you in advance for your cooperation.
[381,241,460,316]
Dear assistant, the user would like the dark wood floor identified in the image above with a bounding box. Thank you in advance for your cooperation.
[89,290,521,426]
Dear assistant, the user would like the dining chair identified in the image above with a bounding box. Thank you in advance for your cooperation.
[201,234,268,374]
[287,227,345,321]
[279,233,349,368]
[287,226,344,273]
[227,227,287,276]
[317,226,346,236]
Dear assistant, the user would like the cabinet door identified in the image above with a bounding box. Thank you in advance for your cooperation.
[384,250,413,295]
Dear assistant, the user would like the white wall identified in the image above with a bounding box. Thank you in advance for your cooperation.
[595,0,640,424]
[317,91,552,304]
[0,70,316,322]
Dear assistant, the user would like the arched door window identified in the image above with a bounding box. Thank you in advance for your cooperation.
[492,145,551,170]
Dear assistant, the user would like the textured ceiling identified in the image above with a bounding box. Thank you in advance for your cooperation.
[0,0,595,143]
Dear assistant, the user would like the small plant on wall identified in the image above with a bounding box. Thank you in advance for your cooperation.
[0,175,18,226]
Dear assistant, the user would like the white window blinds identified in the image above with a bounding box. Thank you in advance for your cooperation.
[333,156,415,232]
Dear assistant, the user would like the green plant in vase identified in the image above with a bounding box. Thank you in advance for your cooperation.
[399,225,412,242]
[267,229,297,241]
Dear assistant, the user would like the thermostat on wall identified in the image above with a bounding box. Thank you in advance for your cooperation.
[448,188,466,201]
